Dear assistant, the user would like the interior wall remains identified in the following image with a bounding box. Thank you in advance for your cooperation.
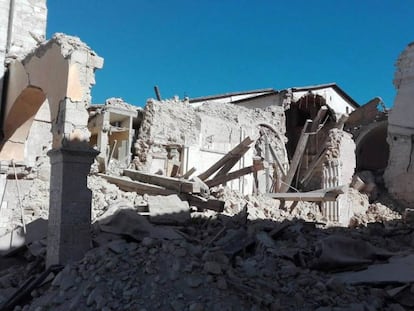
[384,42,414,205]
[134,98,288,195]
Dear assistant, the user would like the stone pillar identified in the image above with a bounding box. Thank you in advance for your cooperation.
[46,146,98,267]
[321,160,340,222]
[321,128,356,225]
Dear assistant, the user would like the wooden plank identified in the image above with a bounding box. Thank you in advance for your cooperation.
[181,194,224,212]
[123,169,200,193]
[268,143,286,178]
[197,136,254,181]
[99,174,176,196]
[299,148,327,186]
[309,106,329,155]
[215,145,250,177]
[253,157,261,194]
[205,162,264,188]
[264,132,271,192]
[280,120,312,192]
[310,106,329,132]
[334,114,349,130]
[308,185,346,195]
[182,167,196,179]
[265,191,338,202]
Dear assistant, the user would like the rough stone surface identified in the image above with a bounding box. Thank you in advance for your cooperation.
[133,99,287,186]
[0,203,410,311]
[385,42,414,205]
[321,129,357,225]
[148,195,190,225]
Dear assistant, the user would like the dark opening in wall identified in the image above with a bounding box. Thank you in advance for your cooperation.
[356,121,389,171]
[285,93,331,158]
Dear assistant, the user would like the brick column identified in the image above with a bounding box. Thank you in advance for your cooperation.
[46,146,98,267]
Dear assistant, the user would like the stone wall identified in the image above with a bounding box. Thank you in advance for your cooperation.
[134,98,287,194]
[0,0,47,134]
[384,42,414,205]
[0,0,47,62]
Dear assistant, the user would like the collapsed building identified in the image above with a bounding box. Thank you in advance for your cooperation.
[0,0,413,310]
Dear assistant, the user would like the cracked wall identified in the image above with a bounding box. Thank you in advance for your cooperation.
[384,42,414,205]
[0,0,47,109]
[0,34,103,164]
[134,98,287,194]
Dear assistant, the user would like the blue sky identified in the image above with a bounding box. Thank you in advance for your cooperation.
[47,1,414,107]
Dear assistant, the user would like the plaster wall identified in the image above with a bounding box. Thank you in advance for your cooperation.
[25,101,52,167]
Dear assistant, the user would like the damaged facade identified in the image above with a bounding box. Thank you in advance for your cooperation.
[384,42,414,205]
[0,0,413,310]
[0,0,103,266]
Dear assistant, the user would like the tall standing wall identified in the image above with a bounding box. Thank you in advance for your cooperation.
[384,42,414,205]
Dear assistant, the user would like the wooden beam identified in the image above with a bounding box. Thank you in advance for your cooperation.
[123,169,200,193]
[308,185,346,195]
[99,174,176,196]
[268,143,286,178]
[334,114,349,130]
[264,131,271,192]
[310,106,329,132]
[309,106,329,155]
[265,191,338,202]
[181,194,224,212]
[197,136,254,181]
[280,120,312,192]
[205,162,264,188]
[299,148,327,186]
[215,145,251,177]
[182,167,196,179]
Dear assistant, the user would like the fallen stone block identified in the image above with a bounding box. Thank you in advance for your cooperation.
[98,208,183,241]
[403,208,414,224]
[310,235,392,271]
[335,254,414,285]
[0,218,47,256]
[148,195,191,225]
[0,228,25,256]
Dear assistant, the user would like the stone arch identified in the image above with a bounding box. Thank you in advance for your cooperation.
[0,34,103,266]
[0,86,48,163]
[355,120,389,171]
[285,93,328,157]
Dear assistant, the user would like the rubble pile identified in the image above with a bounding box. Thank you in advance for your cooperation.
[0,172,406,310]
[214,186,323,223]
[1,2,413,310]
[0,203,413,311]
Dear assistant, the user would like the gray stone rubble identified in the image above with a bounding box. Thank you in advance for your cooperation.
[0,174,408,311]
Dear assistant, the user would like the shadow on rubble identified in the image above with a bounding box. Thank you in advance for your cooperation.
[2,206,414,310]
